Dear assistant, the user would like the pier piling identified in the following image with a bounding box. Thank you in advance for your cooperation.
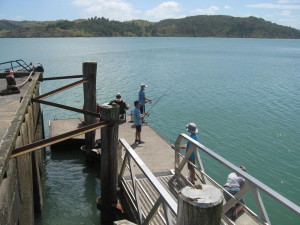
[99,103,120,224]
[83,62,97,154]
[177,185,223,225]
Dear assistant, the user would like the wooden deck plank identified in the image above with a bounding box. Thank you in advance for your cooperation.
[0,77,31,141]
[49,115,175,174]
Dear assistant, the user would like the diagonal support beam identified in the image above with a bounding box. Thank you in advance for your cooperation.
[32,98,100,117]
[11,121,110,158]
[40,75,83,81]
[34,78,88,100]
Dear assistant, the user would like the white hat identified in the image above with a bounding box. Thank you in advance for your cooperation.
[140,83,147,88]
[186,123,198,133]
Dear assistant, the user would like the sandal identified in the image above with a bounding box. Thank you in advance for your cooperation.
[231,209,237,221]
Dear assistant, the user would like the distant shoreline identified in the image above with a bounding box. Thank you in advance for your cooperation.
[1,15,300,39]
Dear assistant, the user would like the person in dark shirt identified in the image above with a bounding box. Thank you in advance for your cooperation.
[110,93,129,119]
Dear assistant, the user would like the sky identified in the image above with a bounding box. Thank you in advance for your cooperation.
[1,0,300,29]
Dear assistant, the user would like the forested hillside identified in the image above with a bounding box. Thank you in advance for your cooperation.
[1,15,299,38]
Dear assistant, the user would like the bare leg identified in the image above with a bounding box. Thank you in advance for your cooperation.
[236,203,244,215]
[190,168,195,184]
[137,132,141,141]
[135,132,139,142]
[232,203,245,220]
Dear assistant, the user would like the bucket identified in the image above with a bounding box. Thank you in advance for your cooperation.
[130,110,134,122]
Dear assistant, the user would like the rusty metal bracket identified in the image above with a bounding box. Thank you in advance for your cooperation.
[32,98,100,117]
[34,78,88,100]
[11,121,111,158]
[40,75,83,81]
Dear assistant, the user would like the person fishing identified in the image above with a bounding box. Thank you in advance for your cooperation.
[133,100,147,144]
[180,123,198,185]
[138,83,152,116]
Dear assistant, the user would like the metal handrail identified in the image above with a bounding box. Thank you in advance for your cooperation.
[119,138,177,225]
[0,59,32,72]
[174,133,300,225]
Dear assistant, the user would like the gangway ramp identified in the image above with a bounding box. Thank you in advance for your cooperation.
[49,116,300,225]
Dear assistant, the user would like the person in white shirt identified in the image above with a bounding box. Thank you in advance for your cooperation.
[224,166,246,220]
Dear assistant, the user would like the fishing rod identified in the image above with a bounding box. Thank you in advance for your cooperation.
[148,93,171,103]
[145,88,169,115]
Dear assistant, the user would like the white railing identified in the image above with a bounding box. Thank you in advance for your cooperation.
[173,133,300,225]
[119,138,177,225]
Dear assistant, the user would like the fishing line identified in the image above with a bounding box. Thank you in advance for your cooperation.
[145,87,170,115]
[149,93,171,102]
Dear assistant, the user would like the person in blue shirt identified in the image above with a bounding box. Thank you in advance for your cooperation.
[138,83,152,114]
[181,123,198,185]
[133,100,147,144]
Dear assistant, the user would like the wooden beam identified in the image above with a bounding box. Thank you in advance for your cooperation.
[40,75,83,81]
[34,78,88,100]
[11,121,110,158]
[32,99,100,117]
[83,62,97,151]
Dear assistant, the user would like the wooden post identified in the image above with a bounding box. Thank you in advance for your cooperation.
[100,103,120,225]
[177,185,223,225]
[83,62,97,152]
[114,220,137,225]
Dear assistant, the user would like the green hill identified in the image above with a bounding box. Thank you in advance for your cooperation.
[1,15,299,39]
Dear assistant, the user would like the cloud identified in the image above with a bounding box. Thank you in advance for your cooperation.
[73,0,103,7]
[246,3,300,9]
[277,0,300,3]
[73,0,140,21]
[224,5,231,9]
[192,6,219,15]
[145,2,182,21]
[280,10,292,16]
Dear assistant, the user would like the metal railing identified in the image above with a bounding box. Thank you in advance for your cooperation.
[173,133,300,225]
[119,138,177,225]
[0,59,33,72]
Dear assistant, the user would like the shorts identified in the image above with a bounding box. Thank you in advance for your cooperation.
[135,125,141,132]
[224,187,244,204]
[139,105,145,114]
[187,158,195,170]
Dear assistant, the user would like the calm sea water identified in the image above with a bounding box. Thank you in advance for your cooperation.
[0,37,299,224]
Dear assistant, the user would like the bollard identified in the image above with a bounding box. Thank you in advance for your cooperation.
[177,185,223,225]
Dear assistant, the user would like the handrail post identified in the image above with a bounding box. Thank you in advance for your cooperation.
[82,62,97,154]
[99,103,119,225]
[251,184,271,224]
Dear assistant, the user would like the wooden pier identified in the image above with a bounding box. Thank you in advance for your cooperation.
[0,70,45,225]
[50,117,175,174]
[48,116,262,225]
[2,61,298,225]
[47,62,300,225]
[0,75,31,140]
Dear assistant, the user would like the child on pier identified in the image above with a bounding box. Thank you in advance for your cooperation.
[181,123,198,185]
[133,100,147,144]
